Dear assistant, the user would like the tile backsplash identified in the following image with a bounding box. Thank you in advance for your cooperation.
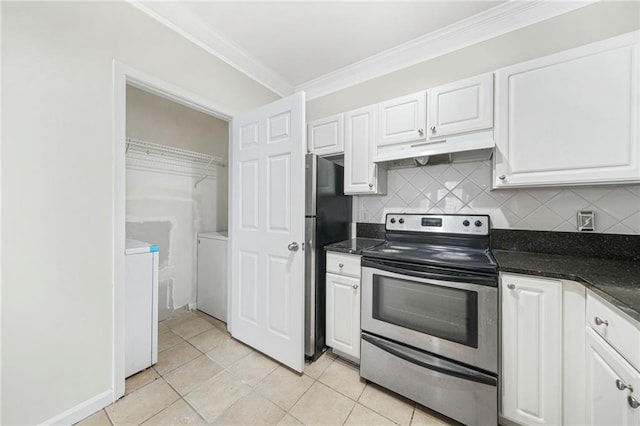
[357,161,640,234]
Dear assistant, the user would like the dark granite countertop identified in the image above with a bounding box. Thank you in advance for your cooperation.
[494,250,640,323]
[324,238,384,255]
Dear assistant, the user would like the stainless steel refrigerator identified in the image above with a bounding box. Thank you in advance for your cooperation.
[305,154,352,360]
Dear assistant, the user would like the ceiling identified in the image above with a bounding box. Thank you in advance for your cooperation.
[135,1,594,98]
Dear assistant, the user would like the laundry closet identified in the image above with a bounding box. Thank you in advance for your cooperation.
[124,85,229,375]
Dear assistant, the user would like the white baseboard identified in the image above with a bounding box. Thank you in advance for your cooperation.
[40,389,112,426]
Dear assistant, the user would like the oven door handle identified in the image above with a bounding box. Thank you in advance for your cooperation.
[361,258,497,286]
[362,333,497,387]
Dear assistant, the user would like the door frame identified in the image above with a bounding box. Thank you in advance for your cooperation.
[112,61,233,400]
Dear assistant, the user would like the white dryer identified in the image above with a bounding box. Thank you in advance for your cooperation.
[197,232,228,322]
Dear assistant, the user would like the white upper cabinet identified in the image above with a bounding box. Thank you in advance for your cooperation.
[494,31,640,188]
[377,91,427,147]
[307,113,344,156]
[427,73,493,140]
[344,105,386,195]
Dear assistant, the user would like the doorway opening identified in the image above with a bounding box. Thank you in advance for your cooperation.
[125,85,229,321]
[113,63,232,400]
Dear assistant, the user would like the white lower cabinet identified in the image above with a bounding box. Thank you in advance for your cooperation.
[326,253,361,361]
[586,328,640,426]
[501,273,562,426]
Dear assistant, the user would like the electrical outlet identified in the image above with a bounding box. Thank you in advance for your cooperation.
[577,211,595,231]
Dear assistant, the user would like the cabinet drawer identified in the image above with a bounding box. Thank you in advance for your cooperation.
[326,252,361,277]
[587,291,640,370]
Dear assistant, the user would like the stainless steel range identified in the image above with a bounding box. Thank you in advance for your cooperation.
[360,213,498,426]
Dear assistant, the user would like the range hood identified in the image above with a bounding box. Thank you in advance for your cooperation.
[373,130,494,169]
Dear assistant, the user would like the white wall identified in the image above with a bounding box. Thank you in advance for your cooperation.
[357,162,640,234]
[127,86,229,157]
[126,86,228,320]
[1,2,277,424]
[127,170,218,320]
[307,1,640,121]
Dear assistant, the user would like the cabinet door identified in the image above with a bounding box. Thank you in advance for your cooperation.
[308,114,344,156]
[344,105,385,194]
[427,73,493,140]
[494,32,640,187]
[586,328,640,426]
[501,274,562,426]
[377,91,426,147]
[326,272,361,360]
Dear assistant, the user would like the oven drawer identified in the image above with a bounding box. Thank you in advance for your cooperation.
[326,252,361,278]
[360,333,497,426]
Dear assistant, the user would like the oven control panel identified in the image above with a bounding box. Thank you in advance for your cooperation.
[386,214,489,235]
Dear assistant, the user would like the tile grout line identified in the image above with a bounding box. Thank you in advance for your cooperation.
[156,374,209,425]
[283,355,337,425]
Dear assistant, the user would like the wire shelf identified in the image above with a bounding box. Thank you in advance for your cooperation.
[125,138,225,186]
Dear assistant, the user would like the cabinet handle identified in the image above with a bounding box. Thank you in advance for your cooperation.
[418,128,424,136]
[498,175,506,180]
[629,396,640,409]
[352,284,359,290]
[339,263,344,268]
[616,379,634,392]
[430,126,436,134]
[507,284,515,290]
[369,183,374,189]
[594,316,609,326]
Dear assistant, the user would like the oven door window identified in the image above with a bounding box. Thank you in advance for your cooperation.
[372,274,478,348]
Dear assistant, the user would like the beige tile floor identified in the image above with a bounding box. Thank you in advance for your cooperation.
[78,310,458,426]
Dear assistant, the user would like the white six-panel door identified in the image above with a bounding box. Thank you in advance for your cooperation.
[230,92,306,372]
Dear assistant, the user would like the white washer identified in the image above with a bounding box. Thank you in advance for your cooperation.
[125,239,159,377]
[197,231,228,322]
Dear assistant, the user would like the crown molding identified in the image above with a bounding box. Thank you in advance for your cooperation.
[296,0,598,100]
[128,1,295,98]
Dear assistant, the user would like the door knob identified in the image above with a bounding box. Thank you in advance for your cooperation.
[339,263,344,268]
[498,175,506,180]
[288,242,299,252]
[430,126,436,134]
[629,396,640,409]
[418,128,424,136]
[352,284,359,290]
[507,284,515,290]
[594,316,609,326]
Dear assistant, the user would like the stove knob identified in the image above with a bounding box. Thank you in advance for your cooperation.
[399,218,405,224]
[390,218,396,224]
[463,220,470,227]
[475,220,483,227]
